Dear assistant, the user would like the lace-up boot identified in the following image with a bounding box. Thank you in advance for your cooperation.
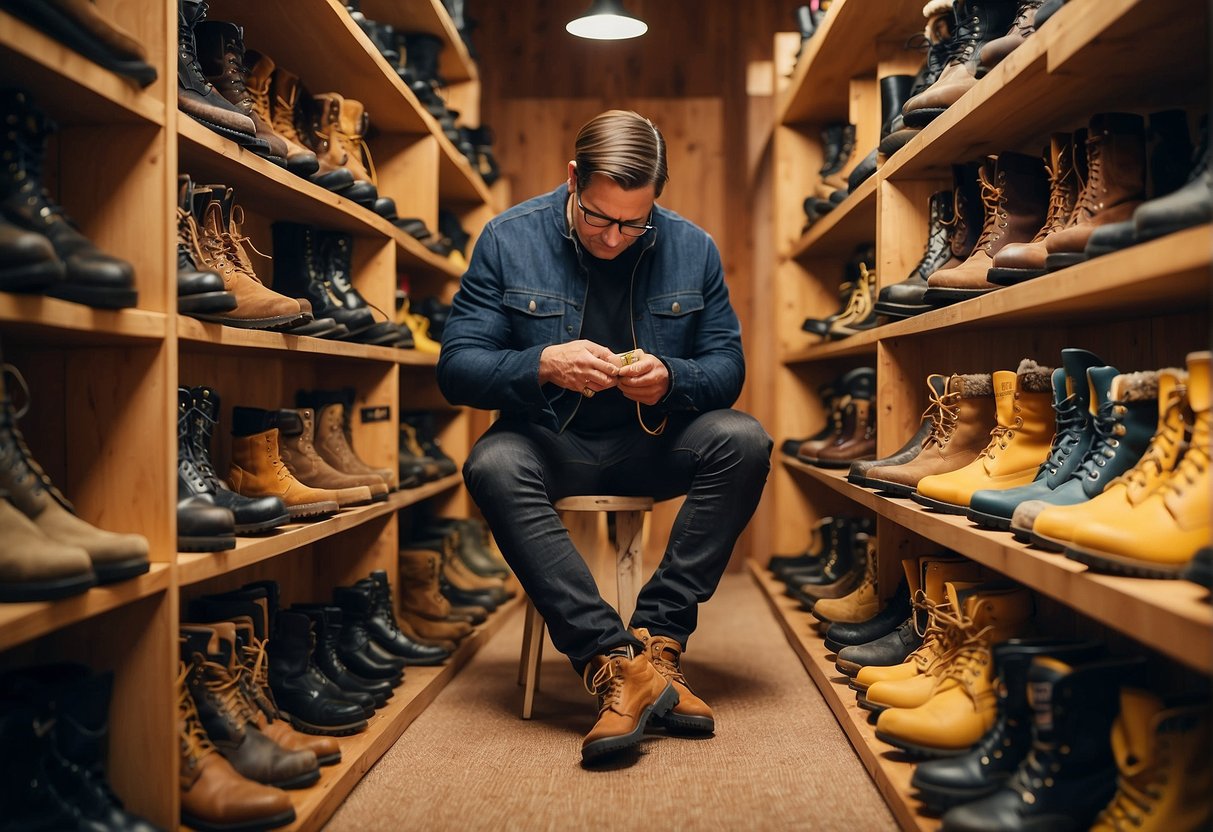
[880,4,956,156]
[180,625,320,788]
[864,373,996,497]
[176,175,234,314]
[244,50,318,176]
[1066,351,1211,577]
[396,548,474,641]
[267,65,357,193]
[176,387,236,552]
[266,611,370,736]
[308,93,378,208]
[0,89,137,308]
[813,540,880,623]
[227,416,340,521]
[631,628,714,733]
[581,647,679,762]
[925,152,1049,303]
[322,231,410,347]
[785,518,867,605]
[194,20,288,166]
[1023,367,1188,548]
[270,408,373,507]
[967,349,1103,528]
[297,391,395,490]
[976,0,1040,75]
[798,366,874,462]
[980,364,1155,529]
[822,263,879,341]
[874,190,954,318]
[1089,689,1212,832]
[355,571,451,664]
[914,361,1055,513]
[1045,113,1146,270]
[324,94,398,219]
[988,132,1082,284]
[824,573,911,653]
[940,656,1143,832]
[176,0,258,142]
[874,583,1034,755]
[176,661,296,832]
[911,638,1103,811]
[814,378,877,465]
[851,375,945,488]
[289,603,393,707]
[901,0,1017,127]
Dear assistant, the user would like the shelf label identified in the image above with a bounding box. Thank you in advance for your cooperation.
[361,405,392,423]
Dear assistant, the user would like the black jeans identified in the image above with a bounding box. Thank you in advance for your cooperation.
[463,408,772,673]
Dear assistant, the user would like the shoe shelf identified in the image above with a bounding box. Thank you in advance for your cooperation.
[781,223,1213,366]
[0,294,167,344]
[0,11,165,127]
[177,315,428,365]
[879,0,1208,183]
[360,0,477,85]
[0,562,171,654]
[778,0,927,126]
[177,473,461,587]
[257,594,523,832]
[788,173,878,261]
[784,460,1213,674]
[437,132,494,206]
[749,561,936,832]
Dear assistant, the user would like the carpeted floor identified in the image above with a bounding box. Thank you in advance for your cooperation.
[324,572,896,831]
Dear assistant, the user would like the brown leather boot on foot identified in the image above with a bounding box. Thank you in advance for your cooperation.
[581,648,679,763]
[632,628,715,733]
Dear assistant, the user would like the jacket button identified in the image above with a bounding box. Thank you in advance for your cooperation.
[671,302,681,313]
[566,325,573,333]
[528,299,536,312]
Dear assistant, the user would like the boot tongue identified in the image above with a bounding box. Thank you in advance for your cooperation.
[1186,351,1211,413]
[1060,348,1103,409]
[1086,366,1120,416]
[992,370,1018,426]
[340,99,367,135]
[1113,688,1160,774]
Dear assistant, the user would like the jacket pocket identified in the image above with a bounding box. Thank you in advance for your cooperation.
[503,289,566,346]
[648,290,704,356]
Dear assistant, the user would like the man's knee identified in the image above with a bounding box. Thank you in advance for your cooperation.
[463,430,545,499]
[690,409,773,471]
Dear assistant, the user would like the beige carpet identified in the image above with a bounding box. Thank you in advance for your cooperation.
[324,572,895,832]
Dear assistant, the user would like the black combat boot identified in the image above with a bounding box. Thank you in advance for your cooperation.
[353,573,452,665]
[291,605,395,703]
[176,388,237,552]
[266,611,370,737]
[176,0,264,146]
[271,222,375,337]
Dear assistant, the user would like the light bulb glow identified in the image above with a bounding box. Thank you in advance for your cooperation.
[566,13,648,40]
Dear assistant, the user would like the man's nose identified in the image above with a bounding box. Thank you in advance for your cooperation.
[601,224,622,247]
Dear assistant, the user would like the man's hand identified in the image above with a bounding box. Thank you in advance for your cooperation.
[539,340,619,396]
[615,349,670,406]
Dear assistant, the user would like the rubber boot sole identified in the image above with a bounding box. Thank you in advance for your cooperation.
[182,808,295,832]
[0,569,96,602]
[233,512,292,535]
[910,493,970,514]
[966,508,1012,530]
[1065,544,1188,579]
[986,265,1047,286]
[652,708,715,733]
[93,557,150,583]
[187,311,311,331]
[45,281,137,310]
[285,501,340,520]
[874,729,971,759]
[581,682,678,764]
[282,711,368,737]
[179,534,236,552]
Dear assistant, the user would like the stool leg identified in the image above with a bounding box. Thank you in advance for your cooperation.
[518,596,535,686]
[521,601,545,719]
[615,510,646,629]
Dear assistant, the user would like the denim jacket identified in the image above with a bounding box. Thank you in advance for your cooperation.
[437,184,745,432]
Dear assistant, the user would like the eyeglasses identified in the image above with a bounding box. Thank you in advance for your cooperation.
[576,192,653,237]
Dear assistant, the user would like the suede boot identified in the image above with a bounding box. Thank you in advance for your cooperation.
[397,548,474,640]
[227,420,341,520]
[307,93,378,207]
[0,492,95,601]
[307,405,390,500]
[632,628,714,733]
[914,360,1054,513]
[581,648,678,763]
[242,52,318,176]
[268,66,358,193]
[271,408,374,507]
[864,373,996,497]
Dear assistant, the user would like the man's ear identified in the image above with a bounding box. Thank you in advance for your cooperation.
[567,161,577,193]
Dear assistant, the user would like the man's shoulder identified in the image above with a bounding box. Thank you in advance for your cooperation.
[488,185,565,232]
[652,204,717,254]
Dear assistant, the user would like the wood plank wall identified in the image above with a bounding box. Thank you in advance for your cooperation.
[473,0,805,567]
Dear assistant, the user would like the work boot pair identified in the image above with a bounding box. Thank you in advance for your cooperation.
[801,122,856,224]
[401,533,513,616]
[800,245,875,337]
[786,521,874,610]
[396,548,478,643]
[795,366,877,467]
[399,410,459,487]
[0,88,137,309]
[0,354,148,602]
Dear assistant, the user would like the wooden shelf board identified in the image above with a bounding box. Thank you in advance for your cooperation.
[0,563,171,653]
[438,133,494,205]
[0,294,166,343]
[783,460,1213,673]
[396,233,464,280]
[749,561,937,832]
[360,0,478,84]
[779,0,926,126]
[790,174,878,260]
[782,224,1212,365]
[177,316,424,364]
[178,475,462,586]
[880,0,1207,182]
[0,12,165,127]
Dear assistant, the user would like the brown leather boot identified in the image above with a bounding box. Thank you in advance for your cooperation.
[581,648,679,762]
[244,52,318,176]
[308,93,377,205]
[397,548,474,639]
[864,373,997,497]
[814,395,877,467]
[924,152,1049,304]
[988,132,1083,285]
[396,615,457,653]
[227,426,340,520]
[308,400,394,494]
[273,408,374,507]
[177,661,295,832]
[976,0,1041,75]
[935,161,985,272]
[329,94,378,188]
[632,628,715,733]
[1045,113,1147,271]
[269,66,355,193]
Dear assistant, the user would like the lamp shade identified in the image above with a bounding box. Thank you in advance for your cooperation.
[566,0,648,40]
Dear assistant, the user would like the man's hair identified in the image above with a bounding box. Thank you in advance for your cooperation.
[573,110,669,197]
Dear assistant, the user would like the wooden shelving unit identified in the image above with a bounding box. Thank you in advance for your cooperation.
[0,0,502,829]
[762,0,1211,828]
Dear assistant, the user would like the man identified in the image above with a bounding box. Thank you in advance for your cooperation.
[437,109,772,763]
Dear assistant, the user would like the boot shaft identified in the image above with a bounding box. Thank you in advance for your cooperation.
[973,152,1050,256]
[978,361,1054,476]
[1160,351,1209,523]
[936,372,998,453]
[1072,113,1147,224]
[1035,131,1081,240]
[910,190,956,281]
[0,361,75,520]
[1037,349,1105,487]
[947,161,984,260]
[1117,367,1190,503]
[1063,367,1159,498]
[946,0,1018,74]
[194,20,252,113]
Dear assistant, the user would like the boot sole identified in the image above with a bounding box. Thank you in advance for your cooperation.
[911,780,1003,813]
[872,301,932,319]
[902,108,946,129]
[45,281,137,310]
[812,455,875,469]
[0,258,65,292]
[1009,523,1034,543]
[910,493,969,515]
[1028,530,1067,552]
[651,709,715,733]
[178,290,238,314]
[182,808,295,832]
[873,729,971,759]
[270,767,321,790]
[93,557,150,584]
[282,711,368,737]
[233,512,292,535]
[986,266,1047,286]
[581,682,679,764]
[187,311,311,331]
[179,535,236,552]
[834,658,861,676]
[869,480,916,498]
[965,508,1012,530]
[0,570,97,602]
[1064,544,1188,579]
[921,286,997,305]
[1045,252,1087,271]
[856,693,885,714]
[286,501,340,520]
[183,112,259,146]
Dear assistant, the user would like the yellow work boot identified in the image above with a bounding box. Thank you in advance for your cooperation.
[812,539,880,624]
[1066,351,1211,577]
[853,555,985,693]
[873,583,1034,753]
[632,628,714,733]
[1090,689,1212,832]
[1022,367,1188,551]
[914,360,1056,513]
[581,648,678,763]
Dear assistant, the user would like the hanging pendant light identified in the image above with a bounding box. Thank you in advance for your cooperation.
[566,0,648,40]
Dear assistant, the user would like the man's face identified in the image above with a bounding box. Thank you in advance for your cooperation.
[567,168,655,261]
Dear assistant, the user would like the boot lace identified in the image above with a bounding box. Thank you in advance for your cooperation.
[583,657,626,712]
[1032,159,1077,241]
[944,9,981,66]
[983,394,1024,458]
[178,3,215,91]
[1037,394,1087,478]
[0,364,74,512]
[201,658,259,728]
[936,603,997,698]
[244,65,273,123]
[226,204,271,272]
[647,641,691,689]
[188,404,223,487]
[1072,133,1104,221]
[272,88,307,145]
[1094,753,1167,831]
[177,663,218,770]
[1114,386,1187,502]
[973,168,1009,253]
[921,376,962,449]
[239,636,281,717]
[941,185,973,255]
[1161,409,1207,498]
[178,403,211,493]
[1071,399,1129,484]
[263,434,293,483]
[907,594,959,671]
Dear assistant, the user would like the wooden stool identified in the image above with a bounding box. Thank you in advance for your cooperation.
[517,495,654,719]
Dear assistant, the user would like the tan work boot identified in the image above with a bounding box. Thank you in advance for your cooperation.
[914,360,1055,513]
[632,628,714,733]
[812,541,879,624]
[1022,366,1189,550]
[228,427,340,520]
[244,51,318,176]
[864,373,997,497]
[310,401,393,494]
[274,408,374,507]
[1089,689,1212,832]
[581,648,679,763]
[397,548,474,640]
[1066,351,1211,577]
[177,661,296,832]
